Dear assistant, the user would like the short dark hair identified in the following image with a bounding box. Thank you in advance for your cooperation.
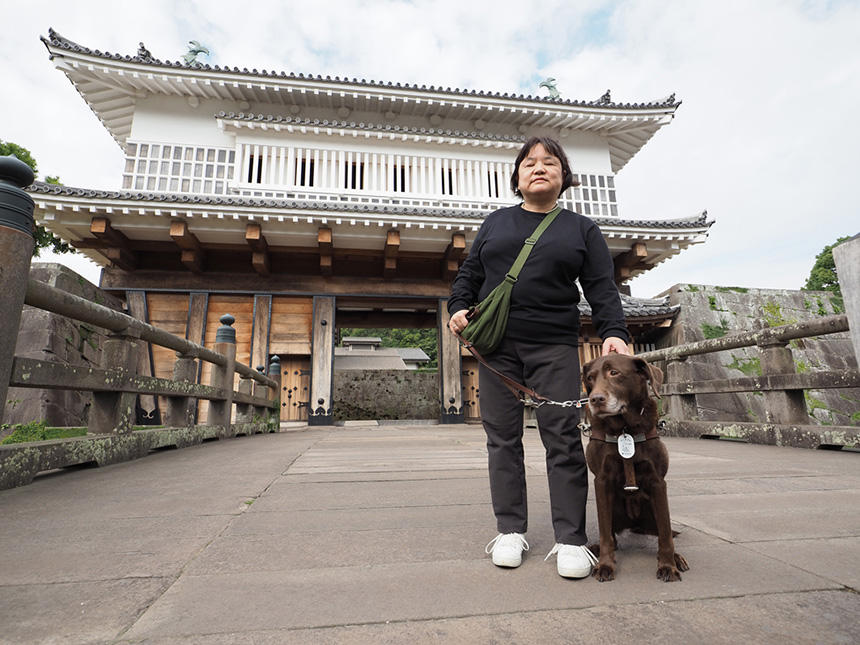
[510,136,579,198]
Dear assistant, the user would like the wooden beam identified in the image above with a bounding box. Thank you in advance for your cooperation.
[614,242,648,283]
[384,230,400,278]
[245,222,268,252]
[318,227,333,275]
[442,233,466,280]
[90,217,136,270]
[246,223,270,275]
[252,251,270,276]
[170,220,204,273]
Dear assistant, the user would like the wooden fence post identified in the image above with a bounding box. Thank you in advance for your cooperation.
[0,156,35,425]
[267,355,281,428]
[166,353,197,427]
[757,338,809,424]
[665,357,697,421]
[236,375,253,425]
[207,314,236,431]
[91,330,139,434]
[438,299,464,423]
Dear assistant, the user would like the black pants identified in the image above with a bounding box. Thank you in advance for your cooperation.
[479,337,588,545]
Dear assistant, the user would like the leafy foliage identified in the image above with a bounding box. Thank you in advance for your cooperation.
[803,236,850,298]
[0,140,74,257]
[0,420,86,444]
[338,327,438,368]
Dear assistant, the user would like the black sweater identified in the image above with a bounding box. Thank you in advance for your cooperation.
[448,204,629,347]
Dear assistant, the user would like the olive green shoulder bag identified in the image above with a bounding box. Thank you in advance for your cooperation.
[459,205,561,354]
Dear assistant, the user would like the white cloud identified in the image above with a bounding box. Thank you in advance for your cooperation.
[2,0,857,296]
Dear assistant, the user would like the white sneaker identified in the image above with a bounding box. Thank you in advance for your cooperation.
[545,543,598,578]
[485,533,529,568]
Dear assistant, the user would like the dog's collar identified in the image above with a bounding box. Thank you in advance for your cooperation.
[587,426,659,443]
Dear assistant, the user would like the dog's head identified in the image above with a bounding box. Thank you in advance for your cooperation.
[582,354,663,418]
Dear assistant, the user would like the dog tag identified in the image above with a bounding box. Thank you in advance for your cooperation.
[617,433,635,459]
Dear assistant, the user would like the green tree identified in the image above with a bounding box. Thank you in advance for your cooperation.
[803,236,850,295]
[0,140,74,257]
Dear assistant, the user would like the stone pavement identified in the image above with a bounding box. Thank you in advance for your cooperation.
[0,423,858,644]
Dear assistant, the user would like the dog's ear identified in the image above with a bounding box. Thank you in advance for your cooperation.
[633,357,664,399]
[581,359,595,393]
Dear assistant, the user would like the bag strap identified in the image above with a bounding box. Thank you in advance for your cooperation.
[505,205,562,282]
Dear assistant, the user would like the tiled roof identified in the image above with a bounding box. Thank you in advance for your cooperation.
[42,28,680,111]
[217,111,528,144]
[579,292,679,319]
[27,181,712,230]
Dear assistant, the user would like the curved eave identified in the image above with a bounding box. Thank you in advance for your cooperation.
[28,183,712,276]
[43,32,679,172]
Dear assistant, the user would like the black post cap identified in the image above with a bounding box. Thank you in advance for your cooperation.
[215,313,236,343]
[268,355,281,376]
[0,155,36,237]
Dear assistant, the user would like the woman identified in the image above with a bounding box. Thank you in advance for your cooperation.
[447,136,630,578]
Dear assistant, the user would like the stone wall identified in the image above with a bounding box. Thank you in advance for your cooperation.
[333,370,438,421]
[2,263,122,431]
[653,284,859,426]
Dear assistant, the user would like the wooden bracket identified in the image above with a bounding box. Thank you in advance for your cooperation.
[170,220,204,273]
[613,242,648,283]
[246,222,270,276]
[318,227,333,275]
[442,233,466,281]
[384,230,400,278]
[90,217,136,271]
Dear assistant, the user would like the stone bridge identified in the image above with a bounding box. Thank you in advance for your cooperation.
[1,422,858,643]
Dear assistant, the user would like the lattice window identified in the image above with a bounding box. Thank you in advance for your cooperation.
[571,173,618,217]
[123,143,235,194]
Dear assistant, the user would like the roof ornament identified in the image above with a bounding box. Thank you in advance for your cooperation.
[182,41,210,66]
[539,78,560,99]
[598,89,611,104]
[136,42,155,63]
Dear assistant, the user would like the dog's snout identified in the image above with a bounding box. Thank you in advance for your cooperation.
[589,392,607,406]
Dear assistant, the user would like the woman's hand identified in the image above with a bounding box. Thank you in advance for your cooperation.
[448,309,470,335]
[602,336,631,356]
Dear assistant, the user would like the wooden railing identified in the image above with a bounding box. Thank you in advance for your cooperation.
[637,315,859,449]
[0,279,282,489]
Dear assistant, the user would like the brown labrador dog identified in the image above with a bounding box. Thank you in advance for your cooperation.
[582,354,689,582]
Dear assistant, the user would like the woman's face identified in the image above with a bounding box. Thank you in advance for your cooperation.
[517,143,563,202]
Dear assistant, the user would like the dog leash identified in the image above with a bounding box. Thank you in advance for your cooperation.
[455,332,590,409]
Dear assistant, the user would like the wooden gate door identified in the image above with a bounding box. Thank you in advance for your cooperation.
[280,355,310,422]
[461,356,481,422]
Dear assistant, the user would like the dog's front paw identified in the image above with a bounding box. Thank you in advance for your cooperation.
[656,563,682,582]
[592,562,616,582]
[674,552,690,572]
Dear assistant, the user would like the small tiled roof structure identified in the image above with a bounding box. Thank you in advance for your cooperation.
[396,348,431,365]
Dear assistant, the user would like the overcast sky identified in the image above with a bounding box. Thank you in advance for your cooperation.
[2,0,857,298]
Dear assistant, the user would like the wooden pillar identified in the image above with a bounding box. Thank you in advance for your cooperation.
[91,330,139,434]
[758,338,809,424]
[166,354,197,427]
[250,294,272,375]
[665,357,697,422]
[0,156,35,425]
[309,296,335,425]
[207,314,237,430]
[438,299,464,423]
